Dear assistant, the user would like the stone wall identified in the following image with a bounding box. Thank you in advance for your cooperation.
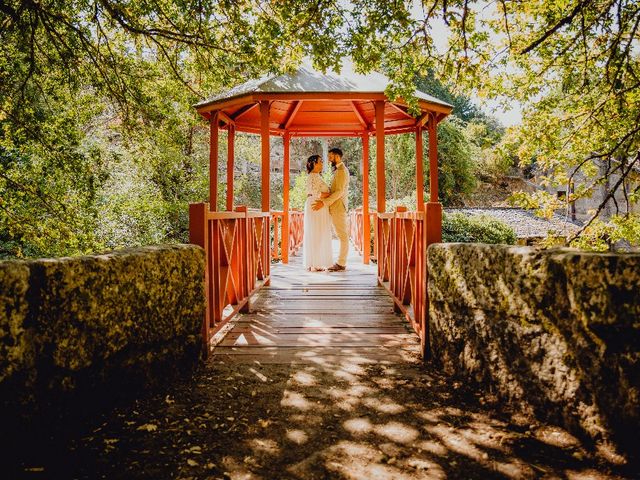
[427,244,639,457]
[0,245,205,424]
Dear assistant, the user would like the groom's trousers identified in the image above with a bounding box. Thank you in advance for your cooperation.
[330,202,349,266]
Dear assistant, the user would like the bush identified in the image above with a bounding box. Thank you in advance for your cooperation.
[442,213,516,245]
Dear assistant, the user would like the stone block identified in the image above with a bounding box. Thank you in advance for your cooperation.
[427,244,640,458]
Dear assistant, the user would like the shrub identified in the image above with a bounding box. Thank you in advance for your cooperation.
[442,213,516,245]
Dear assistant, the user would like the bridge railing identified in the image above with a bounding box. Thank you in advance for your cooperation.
[271,210,304,261]
[349,207,377,262]
[374,203,442,358]
[189,203,271,351]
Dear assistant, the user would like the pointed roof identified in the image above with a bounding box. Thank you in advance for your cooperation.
[195,59,453,111]
[194,59,452,137]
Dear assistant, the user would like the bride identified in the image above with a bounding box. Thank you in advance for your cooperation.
[303,155,333,271]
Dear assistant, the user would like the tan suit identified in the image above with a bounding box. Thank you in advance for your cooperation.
[322,162,350,266]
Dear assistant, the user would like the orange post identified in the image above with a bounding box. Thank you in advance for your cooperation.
[424,116,442,361]
[260,101,270,212]
[415,126,425,211]
[375,101,386,213]
[226,125,235,211]
[428,117,438,203]
[189,202,210,354]
[361,135,370,264]
[282,133,291,263]
[209,112,220,211]
[426,116,442,244]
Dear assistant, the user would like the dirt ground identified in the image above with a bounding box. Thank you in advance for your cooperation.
[8,355,637,480]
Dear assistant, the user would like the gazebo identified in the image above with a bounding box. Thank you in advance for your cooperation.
[190,60,453,352]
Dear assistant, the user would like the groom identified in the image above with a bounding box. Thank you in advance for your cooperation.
[312,148,350,271]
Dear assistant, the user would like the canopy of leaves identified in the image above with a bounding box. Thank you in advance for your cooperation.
[2,1,638,256]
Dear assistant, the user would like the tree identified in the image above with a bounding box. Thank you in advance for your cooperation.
[3,1,639,256]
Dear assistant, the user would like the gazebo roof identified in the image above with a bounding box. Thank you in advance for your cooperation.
[195,60,453,137]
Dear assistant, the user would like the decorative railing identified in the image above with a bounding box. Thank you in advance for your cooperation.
[349,207,377,262]
[271,210,304,261]
[189,203,271,351]
[374,203,442,358]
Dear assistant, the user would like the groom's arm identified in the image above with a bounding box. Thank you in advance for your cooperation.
[321,169,348,207]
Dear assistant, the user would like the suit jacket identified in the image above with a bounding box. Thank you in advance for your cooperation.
[322,162,350,215]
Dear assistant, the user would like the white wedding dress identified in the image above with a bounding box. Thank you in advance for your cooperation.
[303,173,333,269]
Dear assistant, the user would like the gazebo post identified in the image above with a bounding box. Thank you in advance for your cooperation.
[426,116,442,244]
[209,111,220,211]
[282,132,291,264]
[260,101,270,212]
[374,101,386,213]
[415,126,425,212]
[361,134,370,264]
[374,100,386,284]
[226,124,235,211]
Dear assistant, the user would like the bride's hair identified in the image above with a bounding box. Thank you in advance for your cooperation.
[306,155,321,174]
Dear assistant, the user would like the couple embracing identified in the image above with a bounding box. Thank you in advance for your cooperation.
[303,148,350,272]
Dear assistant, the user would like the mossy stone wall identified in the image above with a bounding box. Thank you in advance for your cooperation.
[0,245,205,421]
[427,244,639,457]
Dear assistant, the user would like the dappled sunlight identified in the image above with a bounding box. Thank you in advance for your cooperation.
[415,439,449,457]
[362,396,406,414]
[287,441,420,480]
[290,370,317,386]
[280,390,315,411]
[492,458,536,479]
[247,438,281,456]
[534,425,581,449]
[342,417,374,435]
[286,429,309,445]
[374,421,420,444]
[426,424,488,461]
[69,354,631,479]
[65,248,628,479]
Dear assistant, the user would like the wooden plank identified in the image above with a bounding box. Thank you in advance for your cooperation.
[212,353,415,365]
[234,313,406,324]
[212,346,418,355]
[262,287,385,293]
[211,347,421,365]
[219,336,417,347]
[228,327,410,334]
[224,331,416,340]
[252,297,391,305]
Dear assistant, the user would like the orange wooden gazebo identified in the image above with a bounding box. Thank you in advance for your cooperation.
[190,60,452,354]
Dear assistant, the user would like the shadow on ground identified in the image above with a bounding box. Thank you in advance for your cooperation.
[7,352,636,480]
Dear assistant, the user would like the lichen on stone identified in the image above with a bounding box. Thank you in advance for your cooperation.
[427,243,640,458]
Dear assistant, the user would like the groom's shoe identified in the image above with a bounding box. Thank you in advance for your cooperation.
[327,263,346,272]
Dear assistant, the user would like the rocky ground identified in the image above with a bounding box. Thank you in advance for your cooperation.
[6,354,637,480]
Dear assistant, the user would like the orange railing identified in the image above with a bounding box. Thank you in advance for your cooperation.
[375,205,443,358]
[349,207,377,262]
[189,203,271,351]
[270,210,304,261]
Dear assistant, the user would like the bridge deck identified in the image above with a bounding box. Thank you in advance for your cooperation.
[213,241,420,364]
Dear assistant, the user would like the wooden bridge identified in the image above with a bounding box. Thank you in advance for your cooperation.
[212,239,421,364]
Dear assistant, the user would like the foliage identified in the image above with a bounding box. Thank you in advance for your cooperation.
[432,119,478,205]
[3,0,639,256]
[386,194,516,245]
[442,213,517,245]
[563,215,640,252]
[289,173,308,211]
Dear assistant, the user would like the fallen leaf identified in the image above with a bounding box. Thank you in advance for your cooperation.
[136,423,158,432]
